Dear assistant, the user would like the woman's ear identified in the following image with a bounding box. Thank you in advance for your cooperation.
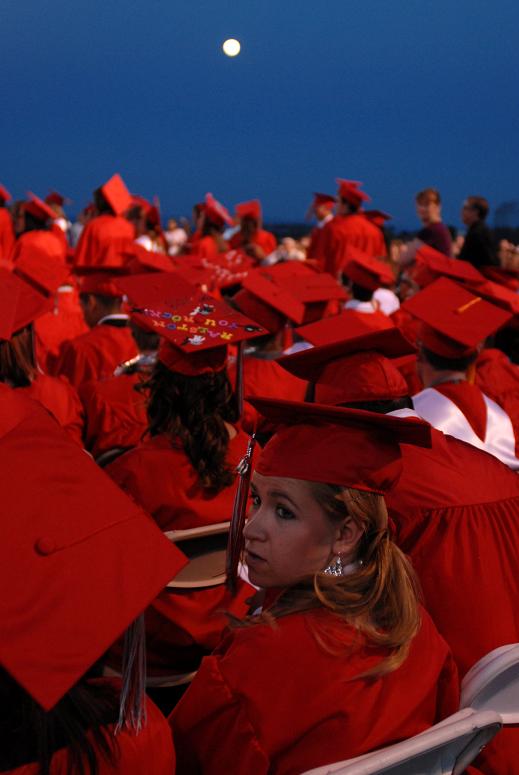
[332,517,363,562]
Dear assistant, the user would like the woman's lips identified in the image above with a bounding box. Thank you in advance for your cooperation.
[244,549,266,567]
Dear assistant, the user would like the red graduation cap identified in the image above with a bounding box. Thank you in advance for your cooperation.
[13,248,71,296]
[124,243,174,275]
[336,179,371,207]
[24,192,56,223]
[364,209,392,227]
[0,269,55,340]
[204,193,234,227]
[235,199,262,221]
[402,277,513,358]
[241,270,307,324]
[45,191,70,207]
[0,184,12,203]
[249,397,432,494]
[342,246,395,291]
[0,384,186,710]
[312,192,336,209]
[232,288,286,334]
[100,173,132,216]
[175,250,254,291]
[278,328,414,405]
[467,278,519,316]
[79,272,125,297]
[297,308,394,346]
[413,244,485,288]
[117,272,267,376]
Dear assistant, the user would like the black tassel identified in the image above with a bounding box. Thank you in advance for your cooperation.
[116,614,147,734]
[226,433,256,594]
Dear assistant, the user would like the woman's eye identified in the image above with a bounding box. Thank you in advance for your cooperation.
[275,504,295,520]
[250,493,261,509]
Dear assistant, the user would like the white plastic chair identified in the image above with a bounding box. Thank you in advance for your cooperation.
[461,643,519,724]
[301,709,502,775]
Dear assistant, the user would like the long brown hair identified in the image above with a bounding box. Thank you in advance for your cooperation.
[241,483,421,677]
[143,361,239,491]
[0,325,37,387]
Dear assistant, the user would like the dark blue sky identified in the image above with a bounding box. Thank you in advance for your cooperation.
[2,0,518,230]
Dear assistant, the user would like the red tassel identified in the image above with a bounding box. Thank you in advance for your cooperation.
[282,320,293,351]
[226,433,256,594]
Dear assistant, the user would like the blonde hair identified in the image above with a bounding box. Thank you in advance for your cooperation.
[238,483,421,678]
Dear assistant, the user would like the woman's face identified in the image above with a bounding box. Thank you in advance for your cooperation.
[243,473,353,589]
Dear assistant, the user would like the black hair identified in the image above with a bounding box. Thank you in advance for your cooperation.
[421,346,477,372]
[23,211,49,232]
[143,361,239,491]
[93,189,114,215]
[340,396,414,413]
[348,282,373,302]
[0,666,119,775]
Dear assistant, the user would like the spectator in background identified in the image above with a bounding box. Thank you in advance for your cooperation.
[415,187,452,256]
[458,195,497,268]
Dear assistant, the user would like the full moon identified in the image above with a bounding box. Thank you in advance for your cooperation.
[222,38,241,57]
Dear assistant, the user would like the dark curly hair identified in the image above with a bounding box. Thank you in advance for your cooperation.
[143,361,239,492]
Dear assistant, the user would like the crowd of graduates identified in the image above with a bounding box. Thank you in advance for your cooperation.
[1,174,519,774]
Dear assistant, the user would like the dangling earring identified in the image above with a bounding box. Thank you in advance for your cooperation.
[323,555,363,577]
[323,555,344,576]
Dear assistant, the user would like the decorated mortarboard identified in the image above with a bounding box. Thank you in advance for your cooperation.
[0,384,186,710]
[117,271,267,376]
[413,244,485,288]
[0,269,53,339]
[204,193,234,227]
[0,184,12,203]
[364,209,392,227]
[249,397,432,494]
[336,178,371,206]
[24,192,56,223]
[402,277,513,358]
[175,250,254,291]
[296,308,394,346]
[235,199,262,221]
[45,191,71,207]
[278,328,413,405]
[100,173,132,216]
[14,248,71,296]
[342,246,394,291]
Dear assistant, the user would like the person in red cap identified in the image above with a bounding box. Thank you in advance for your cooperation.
[228,199,277,263]
[341,245,398,315]
[105,275,266,676]
[170,400,460,774]
[277,328,519,774]
[403,277,519,469]
[317,179,386,277]
[0,384,183,774]
[54,272,138,389]
[189,193,232,259]
[305,192,336,264]
[79,320,159,462]
[128,196,168,254]
[73,174,135,270]
[10,193,67,266]
[0,183,15,262]
[0,266,84,445]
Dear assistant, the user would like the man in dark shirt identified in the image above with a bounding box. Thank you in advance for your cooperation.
[458,195,497,268]
[415,187,452,256]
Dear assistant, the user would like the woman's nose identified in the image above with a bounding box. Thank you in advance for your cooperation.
[243,508,265,542]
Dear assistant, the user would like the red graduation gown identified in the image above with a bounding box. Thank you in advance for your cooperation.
[318,214,387,277]
[0,207,15,262]
[170,606,459,775]
[228,355,308,433]
[35,286,89,374]
[73,214,135,269]
[385,420,519,775]
[79,373,148,458]
[19,374,84,447]
[55,323,138,389]
[475,348,519,456]
[7,689,175,775]
[229,228,277,258]
[189,235,228,260]
[106,431,254,672]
